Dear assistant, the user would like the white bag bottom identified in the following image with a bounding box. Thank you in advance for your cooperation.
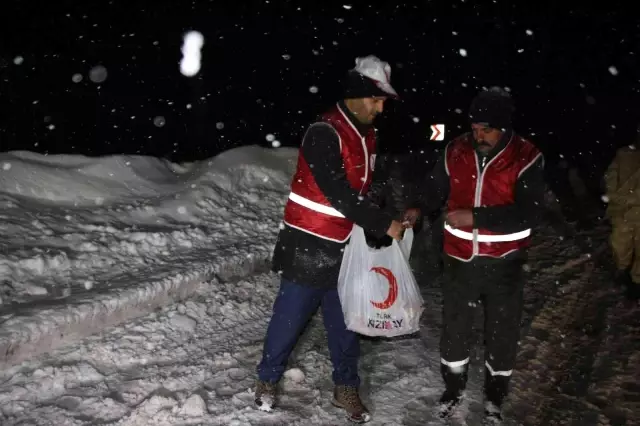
[345,307,424,338]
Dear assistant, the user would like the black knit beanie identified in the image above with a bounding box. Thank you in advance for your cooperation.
[468,87,515,131]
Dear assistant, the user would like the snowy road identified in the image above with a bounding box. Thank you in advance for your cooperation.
[1,225,639,425]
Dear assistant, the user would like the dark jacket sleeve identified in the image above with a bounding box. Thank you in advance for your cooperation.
[412,153,450,215]
[365,154,390,208]
[473,155,546,233]
[301,122,393,238]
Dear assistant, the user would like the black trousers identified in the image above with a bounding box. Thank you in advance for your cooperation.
[440,255,525,401]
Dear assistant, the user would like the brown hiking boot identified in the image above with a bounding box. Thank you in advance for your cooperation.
[331,385,371,423]
[254,380,277,412]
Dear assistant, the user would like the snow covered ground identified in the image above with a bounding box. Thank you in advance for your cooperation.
[0,146,638,425]
[0,146,296,366]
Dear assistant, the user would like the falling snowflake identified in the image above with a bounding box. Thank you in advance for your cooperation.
[180,31,204,77]
[412,117,420,123]
[177,206,187,214]
[601,195,610,203]
[89,65,108,83]
[13,56,24,65]
[309,86,319,93]
[266,134,276,142]
[272,140,281,148]
[47,124,55,130]
[2,163,11,171]
[608,66,619,76]
[343,4,352,9]
[72,73,83,83]
[216,122,224,130]
[526,29,533,35]
[84,280,94,290]
[153,116,166,127]
[282,54,291,60]
[459,49,467,57]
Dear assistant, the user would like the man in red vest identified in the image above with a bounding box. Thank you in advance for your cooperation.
[408,87,546,421]
[254,55,406,424]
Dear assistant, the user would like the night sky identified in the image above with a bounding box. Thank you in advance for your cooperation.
[1,0,637,184]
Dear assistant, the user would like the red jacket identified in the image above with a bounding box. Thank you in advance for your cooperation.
[444,133,542,261]
[283,103,376,242]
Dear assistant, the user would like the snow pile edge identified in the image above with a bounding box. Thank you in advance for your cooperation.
[0,248,274,369]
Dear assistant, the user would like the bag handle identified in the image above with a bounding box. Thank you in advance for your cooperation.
[350,225,413,259]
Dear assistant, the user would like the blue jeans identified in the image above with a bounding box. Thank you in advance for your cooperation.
[257,278,360,386]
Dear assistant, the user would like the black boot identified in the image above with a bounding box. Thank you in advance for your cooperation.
[625,281,640,300]
[438,363,468,418]
[484,369,509,422]
[614,269,631,287]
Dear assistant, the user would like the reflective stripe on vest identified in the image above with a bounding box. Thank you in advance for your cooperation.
[289,192,345,218]
[444,223,531,242]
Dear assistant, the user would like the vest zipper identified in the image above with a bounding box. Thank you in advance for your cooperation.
[472,138,511,257]
[359,136,367,196]
[472,154,483,256]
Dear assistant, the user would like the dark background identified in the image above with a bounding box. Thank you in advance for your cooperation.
[1,0,637,194]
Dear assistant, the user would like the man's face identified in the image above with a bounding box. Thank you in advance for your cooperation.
[350,97,386,124]
[471,123,503,153]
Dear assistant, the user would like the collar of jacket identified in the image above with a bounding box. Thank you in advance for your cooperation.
[473,129,513,161]
[338,100,373,137]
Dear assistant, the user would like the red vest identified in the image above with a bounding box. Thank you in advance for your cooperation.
[444,133,542,261]
[283,103,377,242]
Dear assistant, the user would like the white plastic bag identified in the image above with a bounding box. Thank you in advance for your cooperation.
[338,225,424,338]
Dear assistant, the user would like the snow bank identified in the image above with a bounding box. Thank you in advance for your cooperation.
[0,145,297,368]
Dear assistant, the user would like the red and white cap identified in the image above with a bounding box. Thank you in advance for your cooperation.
[344,55,399,99]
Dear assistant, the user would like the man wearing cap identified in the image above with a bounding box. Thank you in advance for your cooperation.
[407,87,546,420]
[254,55,404,424]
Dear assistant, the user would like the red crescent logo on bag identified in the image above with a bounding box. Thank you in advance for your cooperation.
[370,266,398,309]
